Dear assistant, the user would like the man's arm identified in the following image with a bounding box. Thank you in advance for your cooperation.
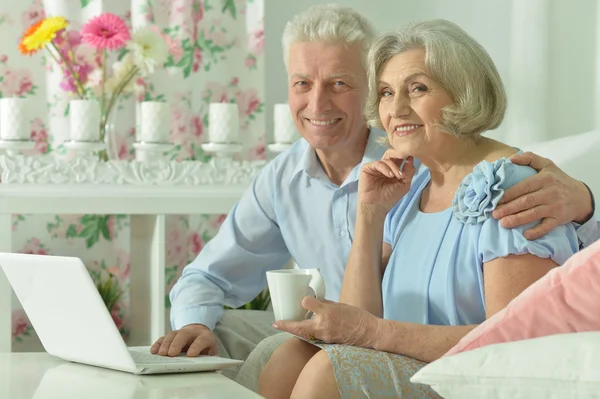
[572,183,599,248]
[492,152,596,243]
[169,162,292,331]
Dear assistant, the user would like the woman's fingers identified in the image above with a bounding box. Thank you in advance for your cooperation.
[380,159,404,179]
[364,161,405,180]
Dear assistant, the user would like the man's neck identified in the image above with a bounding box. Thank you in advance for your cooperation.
[315,127,370,186]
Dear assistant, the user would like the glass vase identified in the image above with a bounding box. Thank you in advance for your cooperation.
[98,99,120,162]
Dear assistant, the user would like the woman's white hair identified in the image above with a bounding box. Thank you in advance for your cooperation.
[365,19,507,138]
[282,4,376,69]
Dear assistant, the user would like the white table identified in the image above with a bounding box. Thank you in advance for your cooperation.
[0,352,263,398]
[0,154,265,352]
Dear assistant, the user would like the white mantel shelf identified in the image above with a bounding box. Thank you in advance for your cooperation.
[0,153,266,354]
[0,184,247,214]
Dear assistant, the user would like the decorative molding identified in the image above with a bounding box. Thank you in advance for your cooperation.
[0,154,266,185]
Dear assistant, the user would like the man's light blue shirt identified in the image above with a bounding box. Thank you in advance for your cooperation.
[169,129,388,330]
[169,127,600,331]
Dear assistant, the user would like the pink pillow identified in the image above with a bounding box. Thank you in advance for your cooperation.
[445,239,600,357]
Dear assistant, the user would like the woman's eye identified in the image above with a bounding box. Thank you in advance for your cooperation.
[380,90,392,97]
[412,84,428,93]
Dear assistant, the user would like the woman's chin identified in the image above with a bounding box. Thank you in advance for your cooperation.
[389,145,412,159]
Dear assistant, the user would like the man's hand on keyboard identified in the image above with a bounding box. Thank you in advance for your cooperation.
[150,324,218,357]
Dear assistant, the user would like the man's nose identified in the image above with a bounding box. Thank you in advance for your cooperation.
[307,85,332,115]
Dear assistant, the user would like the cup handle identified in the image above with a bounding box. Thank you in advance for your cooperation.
[308,271,326,300]
[305,270,326,319]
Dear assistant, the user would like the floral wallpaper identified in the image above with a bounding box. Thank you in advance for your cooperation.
[1,0,265,350]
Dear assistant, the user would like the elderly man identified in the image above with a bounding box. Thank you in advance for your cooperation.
[152,3,598,383]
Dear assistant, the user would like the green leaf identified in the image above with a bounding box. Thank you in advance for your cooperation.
[78,215,108,248]
[80,0,92,8]
[66,224,78,238]
[116,48,128,61]
[221,0,237,19]
[85,233,99,249]
[177,41,195,78]
[100,217,110,240]
[64,103,70,117]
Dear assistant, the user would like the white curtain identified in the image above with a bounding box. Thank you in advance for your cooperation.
[504,0,550,148]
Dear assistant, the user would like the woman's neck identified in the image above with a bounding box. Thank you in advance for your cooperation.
[421,136,515,186]
[417,136,516,212]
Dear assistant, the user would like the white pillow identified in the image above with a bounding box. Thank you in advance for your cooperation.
[411,331,600,399]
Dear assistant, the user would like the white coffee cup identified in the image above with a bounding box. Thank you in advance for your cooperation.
[266,269,326,321]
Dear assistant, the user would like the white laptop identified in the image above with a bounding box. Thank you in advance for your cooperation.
[0,252,243,375]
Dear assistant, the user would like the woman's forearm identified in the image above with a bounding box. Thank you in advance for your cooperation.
[340,210,386,316]
[369,319,477,363]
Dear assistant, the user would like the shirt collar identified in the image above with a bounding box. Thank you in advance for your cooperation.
[289,128,388,185]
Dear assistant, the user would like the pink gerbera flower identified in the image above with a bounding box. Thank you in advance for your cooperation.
[81,13,130,51]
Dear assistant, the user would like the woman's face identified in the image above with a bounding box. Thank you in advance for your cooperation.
[377,48,454,157]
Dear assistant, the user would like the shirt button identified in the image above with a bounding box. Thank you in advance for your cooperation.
[339,230,347,237]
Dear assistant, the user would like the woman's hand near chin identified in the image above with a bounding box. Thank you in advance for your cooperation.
[358,151,415,218]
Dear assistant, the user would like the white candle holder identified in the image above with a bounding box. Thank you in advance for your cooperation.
[69,99,101,142]
[273,103,300,144]
[208,102,240,144]
[139,101,171,143]
[0,98,31,141]
[202,102,243,158]
[267,103,299,154]
[133,141,174,162]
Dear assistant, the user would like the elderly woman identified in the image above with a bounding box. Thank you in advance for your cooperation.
[257,19,580,399]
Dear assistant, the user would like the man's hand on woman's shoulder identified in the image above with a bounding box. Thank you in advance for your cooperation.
[492,151,593,240]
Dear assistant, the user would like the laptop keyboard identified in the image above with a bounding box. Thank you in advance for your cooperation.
[129,350,193,364]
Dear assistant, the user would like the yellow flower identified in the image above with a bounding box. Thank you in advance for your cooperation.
[21,16,69,53]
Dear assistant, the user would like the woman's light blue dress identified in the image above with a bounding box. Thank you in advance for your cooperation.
[317,156,579,399]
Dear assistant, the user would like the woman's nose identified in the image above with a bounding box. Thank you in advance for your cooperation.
[391,96,411,118]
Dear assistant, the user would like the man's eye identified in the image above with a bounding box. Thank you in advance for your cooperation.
[295,81,308,86]
[334,81,346,86]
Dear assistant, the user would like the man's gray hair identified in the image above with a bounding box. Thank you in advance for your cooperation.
[282,4,376,70]
[365,19,507,138]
